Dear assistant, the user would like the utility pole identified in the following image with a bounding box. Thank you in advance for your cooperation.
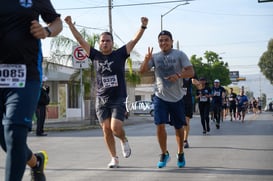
[108,0,113,34]
[160,1,189,31]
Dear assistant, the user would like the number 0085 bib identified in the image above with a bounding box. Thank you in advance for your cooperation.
[0,64,26,88]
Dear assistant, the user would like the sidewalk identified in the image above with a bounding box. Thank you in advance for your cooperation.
[38,114,153,132]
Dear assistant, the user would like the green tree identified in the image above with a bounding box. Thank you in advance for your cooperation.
[259,39,273,85]
[50,29,98,124]
[190,51,231,86]
[125,57,141,85]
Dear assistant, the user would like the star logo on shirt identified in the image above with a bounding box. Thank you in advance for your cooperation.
[99,60,113,73]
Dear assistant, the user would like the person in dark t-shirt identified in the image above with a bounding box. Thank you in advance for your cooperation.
[211,79,226,129]
[0,1,62,180]
[196,77,212,134]
[228,88,237,121]
[65,15,148,168]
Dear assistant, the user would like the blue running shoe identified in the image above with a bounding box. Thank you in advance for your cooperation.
[157,151,170,168]
[177,153,186,168]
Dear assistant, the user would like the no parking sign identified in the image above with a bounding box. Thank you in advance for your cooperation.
[72,45,90,69]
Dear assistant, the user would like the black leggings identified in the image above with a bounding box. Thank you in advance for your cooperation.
[213,104,222,125]
[0,124,33,181]
[229,104,236,117]
[199,103,210,131]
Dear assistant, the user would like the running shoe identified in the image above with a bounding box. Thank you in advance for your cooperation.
[108,157,119,168]
[177,152,186,168]
[184,140,189,148]
[207,126,210,132]
[30,151,48,181]
[157,151,170,168]
[121,137,131,158]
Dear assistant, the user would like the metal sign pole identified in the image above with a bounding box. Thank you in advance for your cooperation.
[80,63,83,121]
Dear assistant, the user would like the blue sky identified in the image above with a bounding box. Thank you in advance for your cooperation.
[43,0,273,76]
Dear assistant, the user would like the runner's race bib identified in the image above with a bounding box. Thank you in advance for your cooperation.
[214,91,220,96]
[182,88,187,95]
[200,96,208,102]
[229,97,234,101]
[0,64,26,88]
[102,75,118,88]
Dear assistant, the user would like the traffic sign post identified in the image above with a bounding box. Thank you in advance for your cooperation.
[72,45,90,121]
[72,45,90,69]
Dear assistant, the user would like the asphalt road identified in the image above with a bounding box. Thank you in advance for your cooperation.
[1,112,273,181]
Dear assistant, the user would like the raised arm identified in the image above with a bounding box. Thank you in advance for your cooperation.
[139,47,153,74]
[126,17,148,54]
[64,16,91,56]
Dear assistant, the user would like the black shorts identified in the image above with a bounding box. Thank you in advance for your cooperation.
[96,97,126,123]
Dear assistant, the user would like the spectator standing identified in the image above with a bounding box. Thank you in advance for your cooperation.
[36,78,50,136]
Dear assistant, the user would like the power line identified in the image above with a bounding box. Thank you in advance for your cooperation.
[56,0,192,10]
[56,0,273,17]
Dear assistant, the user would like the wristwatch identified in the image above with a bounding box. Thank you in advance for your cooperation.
[44,27,52,37]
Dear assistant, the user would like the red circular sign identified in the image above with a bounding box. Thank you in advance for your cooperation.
[73,46,87,61]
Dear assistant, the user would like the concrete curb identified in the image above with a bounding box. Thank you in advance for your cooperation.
[38,115,154,132]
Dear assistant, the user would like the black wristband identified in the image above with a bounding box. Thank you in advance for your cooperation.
[44,27,52,37]
[141,25,147,29]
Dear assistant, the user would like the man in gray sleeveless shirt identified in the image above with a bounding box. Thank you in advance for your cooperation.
[140,30,194,168]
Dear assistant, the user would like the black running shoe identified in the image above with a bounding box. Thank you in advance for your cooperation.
[184,141,189,148]
[30,151,48,181]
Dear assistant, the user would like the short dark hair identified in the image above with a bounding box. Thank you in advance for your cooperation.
[100,32,113,41]
[158,30,173,40]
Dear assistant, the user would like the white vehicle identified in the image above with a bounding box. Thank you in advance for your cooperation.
[129,100,154,117]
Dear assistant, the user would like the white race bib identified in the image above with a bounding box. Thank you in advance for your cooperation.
[200,96,208,102]
[182,88,187,95]
[102,75,118,88]
[214,91,220,96]
[0,64,26,88]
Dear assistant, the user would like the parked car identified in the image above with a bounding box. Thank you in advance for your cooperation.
[129,100,154,117]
